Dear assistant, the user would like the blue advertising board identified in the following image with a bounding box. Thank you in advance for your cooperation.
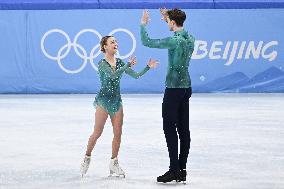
[0,9,283,93]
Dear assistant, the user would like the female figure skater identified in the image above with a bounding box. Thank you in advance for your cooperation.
[80,35,159,178]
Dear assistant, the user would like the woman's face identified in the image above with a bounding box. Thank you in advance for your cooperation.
[104,37,118,55]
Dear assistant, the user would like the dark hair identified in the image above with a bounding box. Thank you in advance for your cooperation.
[167,8,186,27]
[100,35,113,53]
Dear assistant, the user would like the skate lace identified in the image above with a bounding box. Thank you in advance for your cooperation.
[114,160,118,166]
[81,157,90,174]
[113,160,123,172]
[84,158,90,165]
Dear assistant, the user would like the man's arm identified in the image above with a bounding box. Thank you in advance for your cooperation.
[140,25,177,49]
[140,10,177,49]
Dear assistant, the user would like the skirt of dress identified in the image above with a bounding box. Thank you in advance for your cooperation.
[93,94,122,117]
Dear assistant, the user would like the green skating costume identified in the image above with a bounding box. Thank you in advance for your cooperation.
[140,24,195,88]
[94,58,150,117]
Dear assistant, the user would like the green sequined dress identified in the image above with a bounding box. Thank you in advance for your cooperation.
[94,58,150,117]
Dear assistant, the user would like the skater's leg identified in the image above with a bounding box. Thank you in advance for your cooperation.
[162,88,182,172]
[177,100,190,170]
[86,106,108,156]
[110,106,123,159]
[109,106,125,177]
[177,88,192,170]
[157,89,187,183]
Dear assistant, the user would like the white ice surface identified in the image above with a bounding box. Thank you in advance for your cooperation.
[0,94,284,189]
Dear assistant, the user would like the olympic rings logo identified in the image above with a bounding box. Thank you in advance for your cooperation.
[41,28,136,74]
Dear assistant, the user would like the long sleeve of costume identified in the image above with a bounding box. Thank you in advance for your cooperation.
[125,65,150,79]
[140,24,177,49]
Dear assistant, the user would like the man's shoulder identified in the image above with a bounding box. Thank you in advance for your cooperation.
[183,31,195,44]
[188,34,195,42]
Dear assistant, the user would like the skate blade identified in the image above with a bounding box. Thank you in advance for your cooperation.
[177,180,187,185]
[157,180,186,185]
[108,173,126,178]
[81,173,87,178]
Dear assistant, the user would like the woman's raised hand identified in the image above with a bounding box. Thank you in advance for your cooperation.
[128,56,137,67]
[147,58,159,68]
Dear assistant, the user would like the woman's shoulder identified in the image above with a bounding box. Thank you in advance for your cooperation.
[98,59,107,66]
[116,58,126,66]
[116,57,122,63]
[98,59,106,64]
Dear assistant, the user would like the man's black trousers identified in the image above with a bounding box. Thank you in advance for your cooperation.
[162,87,192,172]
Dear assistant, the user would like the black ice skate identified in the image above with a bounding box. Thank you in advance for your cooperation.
[157,170,181,183]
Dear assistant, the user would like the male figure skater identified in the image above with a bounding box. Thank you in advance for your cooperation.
[140,8,195,183]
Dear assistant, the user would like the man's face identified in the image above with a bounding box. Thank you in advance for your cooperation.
[166,17,175,31]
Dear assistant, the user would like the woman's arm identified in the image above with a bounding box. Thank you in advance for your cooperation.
[124,58,158,79]
[125,65,150,79]
[98,60,130,79]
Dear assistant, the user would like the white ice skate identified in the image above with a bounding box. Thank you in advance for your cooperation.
[80,155,91,178]
[109,157,125,178]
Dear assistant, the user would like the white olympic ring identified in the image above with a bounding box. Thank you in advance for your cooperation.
[41,28,137,74]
